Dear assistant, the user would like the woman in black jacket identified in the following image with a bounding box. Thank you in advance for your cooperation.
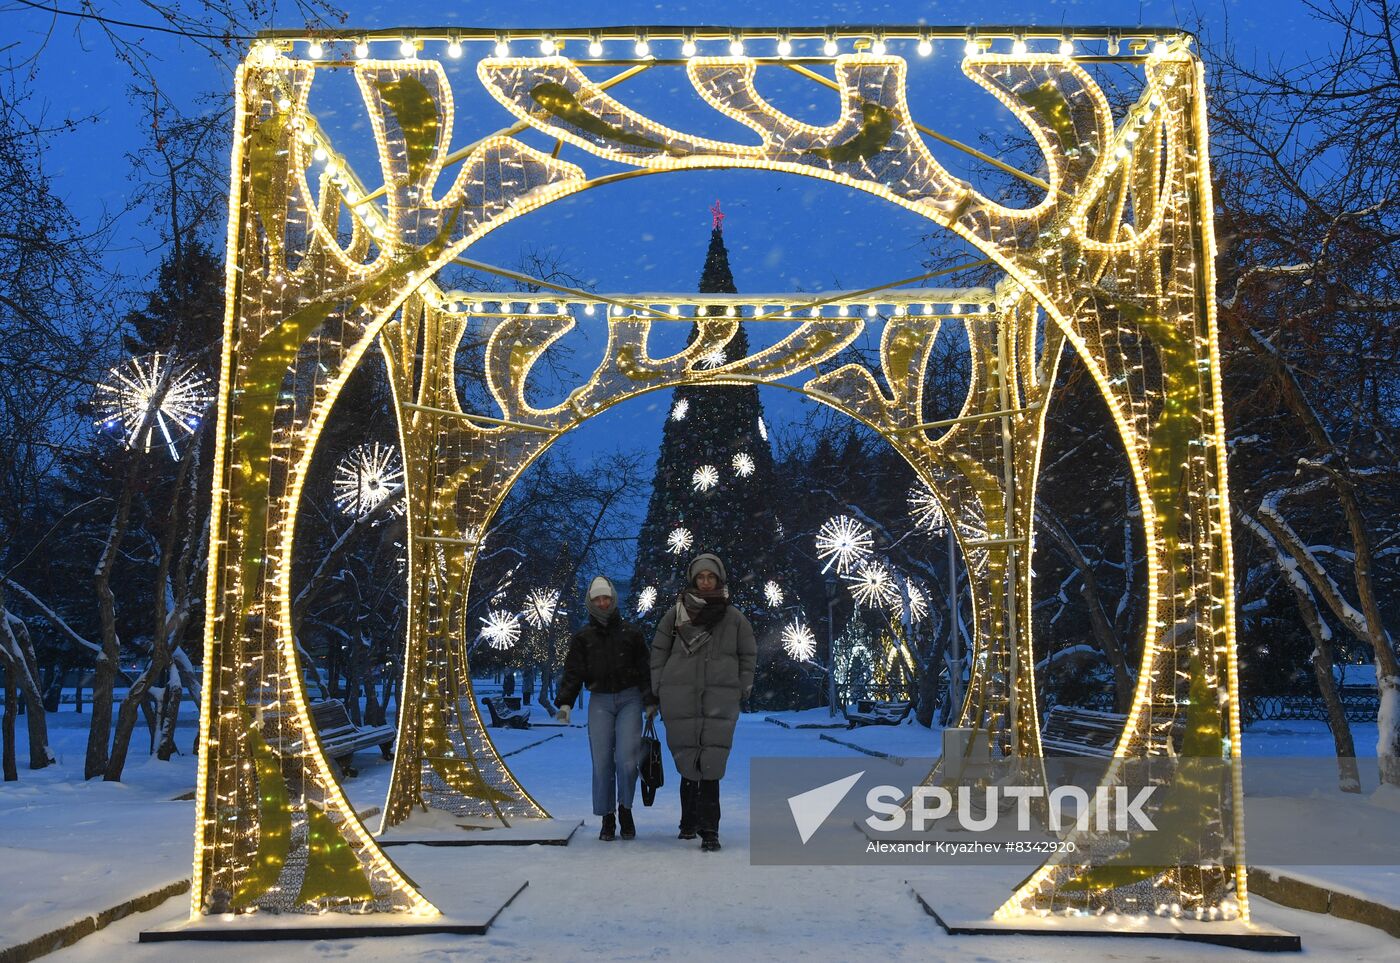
[555,576,659,840]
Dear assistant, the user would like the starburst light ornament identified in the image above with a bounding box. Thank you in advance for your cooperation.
[692,465,719,492]
[908,481,947,533]
[522,588,560,629]
[781,621,817,661]
[479,609,521,649]
[905,583,928,624]
[815,515,873,574]
[844,560,898,608]
[333,442,406,518]
[667,527,693,555]
[733,452,755,477]
[698,346,727,369]
[763,580,784,607]
[94,352,212,460]
[671,398,689,421]
[637,586,657,615]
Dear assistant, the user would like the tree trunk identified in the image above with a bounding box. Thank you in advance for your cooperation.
[155,677,183,761]
[1310,648,1360,792]
[1239,508,1360,790]
[1,611,54,769]
[2,665,16,781]
[362,675,384,727]
[87,470,140,779]
[106,664,157,780]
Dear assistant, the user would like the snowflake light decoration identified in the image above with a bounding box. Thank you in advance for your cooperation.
[781,620,817,661]
[698,346,727,369]
[671,398,689,421]
[692,465,719,492]
[333,442,406,518]
[478,609,521,649]
[816,515,873,574]
[94,352,212,460]
[637,586,657,615]
[667,527,693,555]
[522,588,560,629]
[733,452,755,477]
[905,584,928,624]
[763,580,784,607]
[844,560,898,609]
[908,482,947,533]
[757,416,768,441]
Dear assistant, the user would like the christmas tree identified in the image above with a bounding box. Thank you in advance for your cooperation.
[631,204,796,698]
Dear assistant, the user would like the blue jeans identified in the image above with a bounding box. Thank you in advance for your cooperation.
[587,688,642,815]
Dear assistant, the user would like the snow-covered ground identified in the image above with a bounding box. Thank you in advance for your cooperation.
[2,708,1396,961]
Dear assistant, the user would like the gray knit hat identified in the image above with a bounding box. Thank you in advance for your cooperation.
[688,553,727,585]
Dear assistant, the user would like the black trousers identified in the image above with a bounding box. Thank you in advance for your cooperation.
[679,777,721,837]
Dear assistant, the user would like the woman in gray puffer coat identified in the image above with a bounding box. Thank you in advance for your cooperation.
[650,553,756,851]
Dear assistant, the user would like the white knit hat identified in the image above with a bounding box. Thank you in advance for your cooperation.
[588,576,615,600]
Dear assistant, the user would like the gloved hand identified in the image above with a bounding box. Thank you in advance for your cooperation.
[554,704,571,724]
[645,704,659,721]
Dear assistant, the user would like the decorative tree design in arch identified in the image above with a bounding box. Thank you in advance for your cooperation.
[194,33,1243,926]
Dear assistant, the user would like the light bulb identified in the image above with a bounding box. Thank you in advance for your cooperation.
[354,40,369,59]
[276,94,291,110]
[589,38,603,56]
[495,39,510,57]
[729,38,744,56]
[399,39,416,58]
[777,38,792,57]
[313,146,328,162]
[306,41,323,59]
[1012,37,1028,56]
[964,39,980,57]
[1152,39,1169,57]
[635,38,650,56]
[540,37,557,55]
[917,38,932,56]
[1059,38,1074,56]
[681,38,697,57]
[447,39,462,58]
[823,38,838,56]
[865,304,878,317]
[872,39,886,55]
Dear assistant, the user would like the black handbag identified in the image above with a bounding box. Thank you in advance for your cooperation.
[639,715,665,806]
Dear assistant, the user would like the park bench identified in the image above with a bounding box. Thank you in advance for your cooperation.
[307,699,395,778]
[845,698,913,729]
[482,694,532,729]
[1040,704,1183,758]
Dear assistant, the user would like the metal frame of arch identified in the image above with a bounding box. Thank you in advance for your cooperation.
[192,27,1245,928]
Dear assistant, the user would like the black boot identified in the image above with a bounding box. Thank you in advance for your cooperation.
[617,806,635,839]
[599,813,616,841]
[700,833,721,852]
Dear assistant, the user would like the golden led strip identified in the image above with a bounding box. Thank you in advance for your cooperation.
[197,35,1244,929]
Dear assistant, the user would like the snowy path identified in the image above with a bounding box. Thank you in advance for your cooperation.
[3,711,1397,960]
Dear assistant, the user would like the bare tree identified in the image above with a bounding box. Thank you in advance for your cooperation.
[1210,0,1400,785]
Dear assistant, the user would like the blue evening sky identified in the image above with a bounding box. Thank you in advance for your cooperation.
[9,0,1322,487]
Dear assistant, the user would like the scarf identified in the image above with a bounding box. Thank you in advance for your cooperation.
[675,586,727,654]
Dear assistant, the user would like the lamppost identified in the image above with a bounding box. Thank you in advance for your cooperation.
[824,574,840,717]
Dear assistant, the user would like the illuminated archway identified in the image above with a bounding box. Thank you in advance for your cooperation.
[193,26,1244,928]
